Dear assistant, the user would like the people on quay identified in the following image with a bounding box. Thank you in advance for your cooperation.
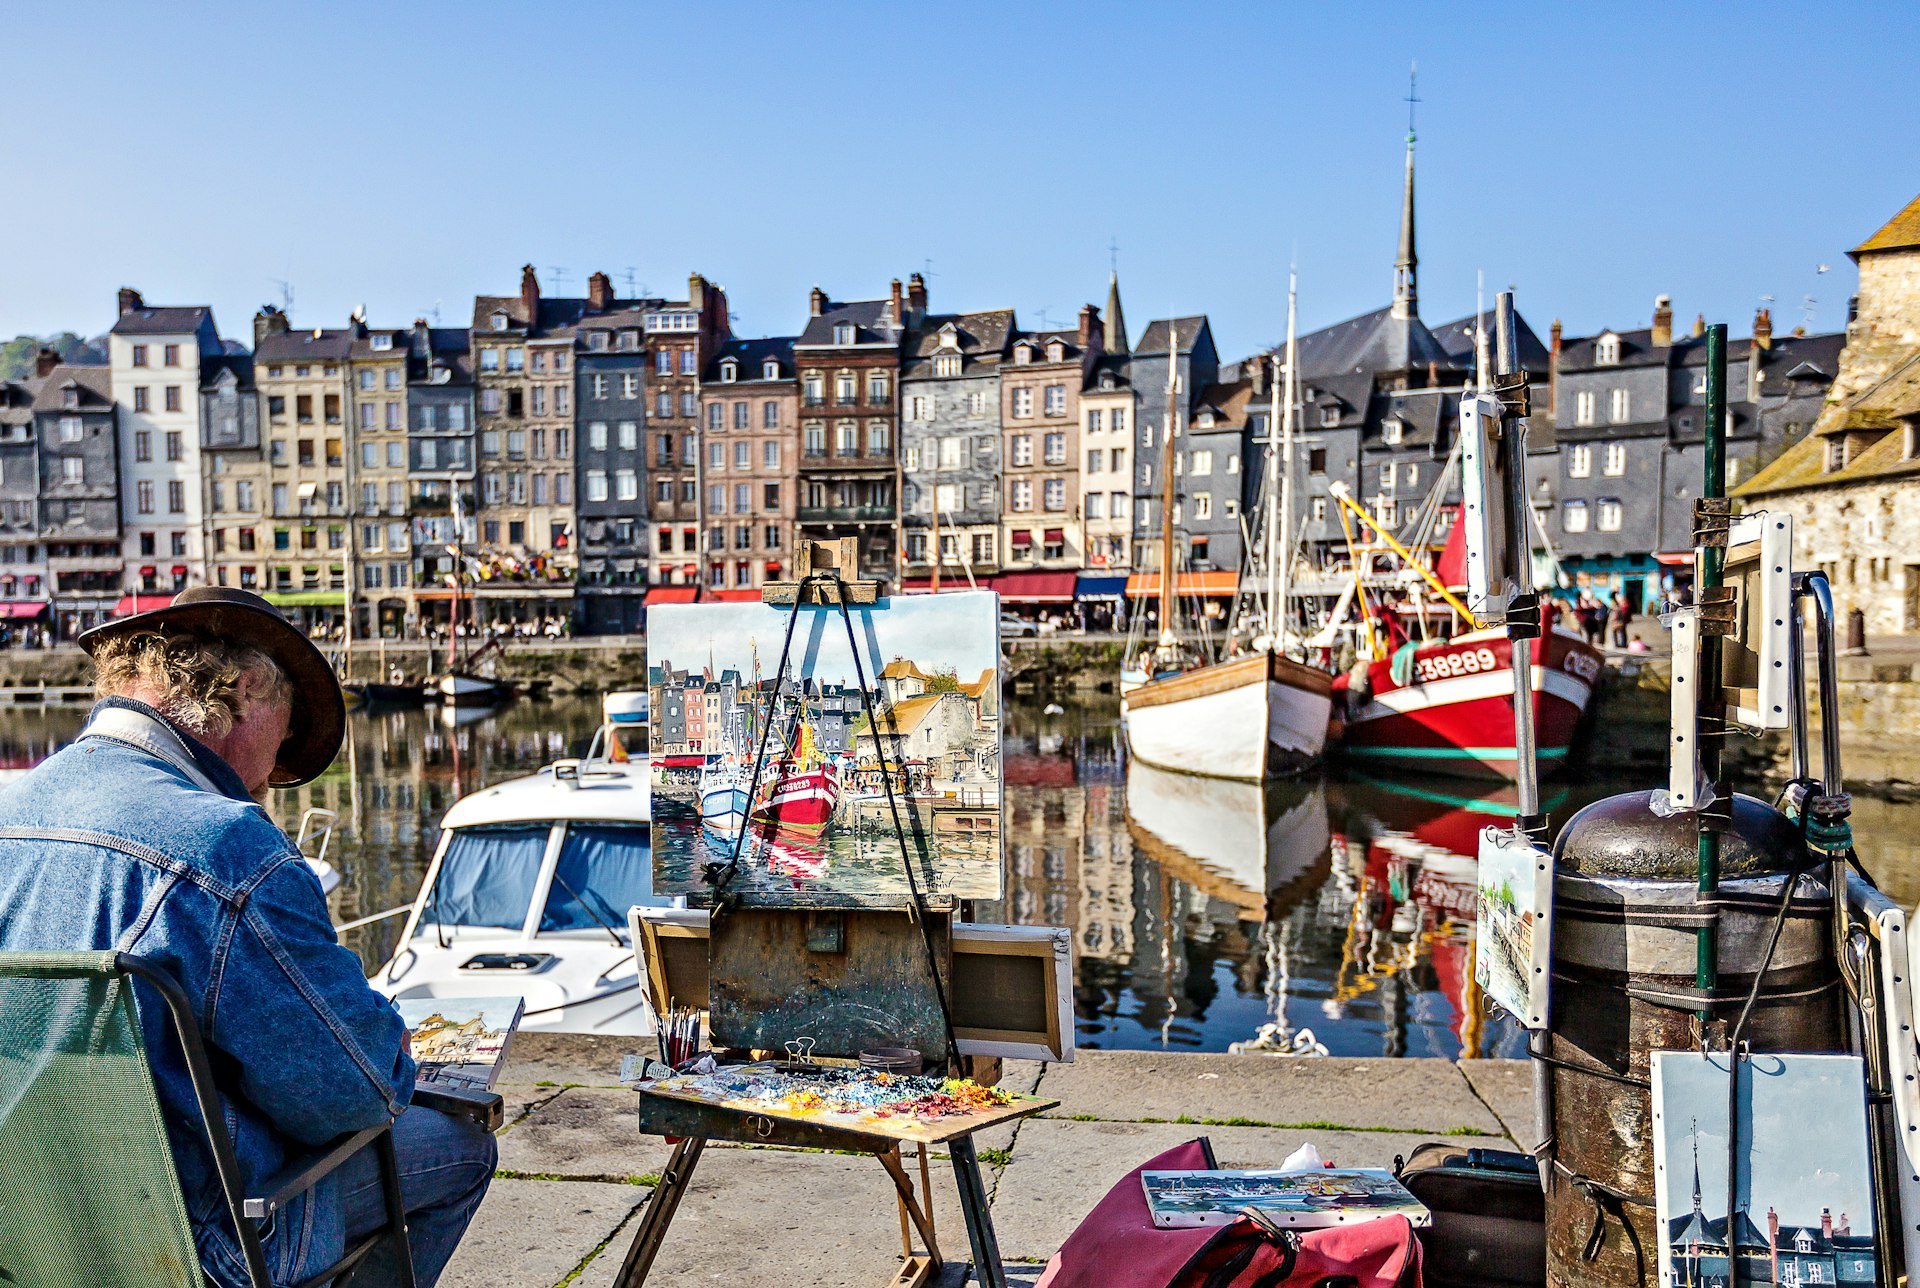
[0,587,493,1287]
[1609,590,1635,648]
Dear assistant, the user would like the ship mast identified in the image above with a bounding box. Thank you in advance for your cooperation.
[1268,273,1299,654]
[1156,329,1179,654]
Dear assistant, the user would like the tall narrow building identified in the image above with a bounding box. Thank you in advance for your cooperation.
[109,289,223,600]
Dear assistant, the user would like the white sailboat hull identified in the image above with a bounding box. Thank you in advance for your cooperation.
[1122,654,1332,781]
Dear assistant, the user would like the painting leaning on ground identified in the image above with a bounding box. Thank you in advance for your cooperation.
[647,590,1003,909]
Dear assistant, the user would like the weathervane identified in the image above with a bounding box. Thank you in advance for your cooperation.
[1405,62,1420,144]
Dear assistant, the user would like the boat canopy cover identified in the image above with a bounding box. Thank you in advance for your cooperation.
[419,823,549,933]
[540,824,662,934]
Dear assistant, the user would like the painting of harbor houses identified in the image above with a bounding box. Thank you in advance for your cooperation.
[647,591,1003,908]
[1654,1052,1877,1288]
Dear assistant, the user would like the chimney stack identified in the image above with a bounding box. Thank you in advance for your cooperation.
[1549,319,1563,421]
[1078,304,1097,349]
[688,273,706,312]
[1769,1207,1780,1284]
[1426,358,1440,388]
[117,287,144,316]
[888,277,904,326]
[588,271,613,312]
[809,286,827,317]
[253,305,290,349]
[1838,1213,1850,1237]
[35,347,60,378]
[412,318,432,359]
[907,273,928,324]
[1752,307,1773,350]
[1652,295,1674,348]
[1822,1209,1833,1240]
[519,264,540,327]
[1692,313,1706,338]
[1250,354,1267,396]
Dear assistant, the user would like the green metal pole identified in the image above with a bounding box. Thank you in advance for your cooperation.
[1697,323,1727,1010]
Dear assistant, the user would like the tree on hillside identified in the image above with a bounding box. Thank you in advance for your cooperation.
[0,332,103,380]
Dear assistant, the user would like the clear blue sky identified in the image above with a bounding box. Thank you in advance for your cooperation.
[5,3,1916,358]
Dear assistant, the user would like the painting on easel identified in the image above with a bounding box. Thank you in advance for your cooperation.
[647,590,1003,909]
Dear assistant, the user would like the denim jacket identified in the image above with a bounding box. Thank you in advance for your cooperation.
[0,699,414,1287]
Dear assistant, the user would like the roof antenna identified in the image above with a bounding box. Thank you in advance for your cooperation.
[1109,237,1120,275]
[270,279,294,314]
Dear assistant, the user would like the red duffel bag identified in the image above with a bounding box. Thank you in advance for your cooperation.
[1037,1137,1421,1288]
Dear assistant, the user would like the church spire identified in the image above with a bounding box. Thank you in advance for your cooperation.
[1105,269,1129,354]
[1392,65,1420,321]
[1691,1119,1703,1215]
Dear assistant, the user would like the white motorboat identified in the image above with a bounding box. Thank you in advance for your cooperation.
[371,692,676,1036]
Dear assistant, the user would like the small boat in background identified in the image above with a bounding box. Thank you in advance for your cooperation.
[434,671,515,706]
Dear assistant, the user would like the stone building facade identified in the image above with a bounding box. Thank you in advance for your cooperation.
[1739,193,1920,637]
[1001,316,1097,574]
[573,276,654,634]
[348,326,415,633]
[1080,276,1135,572]
[406,323,476,626]
[253,311,356,608]
[699,336,798,595]
[900,303,1012,582]
[0,368,46,611]
[198,351,260,598]
[110,290,221,596]
[33,360,120,634]
[644,275,730,589]
[794,280,909,579]
[1129,316,1219,572]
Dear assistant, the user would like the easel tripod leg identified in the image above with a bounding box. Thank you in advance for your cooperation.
[877,1146,943,1265]
[610,1135,707,1288]
[949,1136,1006,1288]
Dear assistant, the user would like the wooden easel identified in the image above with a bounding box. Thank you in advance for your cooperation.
[614,542,1042,1288]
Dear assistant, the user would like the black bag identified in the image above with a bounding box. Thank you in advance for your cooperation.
[1395,1143,1545,1288]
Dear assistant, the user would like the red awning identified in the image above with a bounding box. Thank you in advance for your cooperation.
[995,571,1077,603]
[1653,552,1695,567]
[644,587,700,605]
[113,595,174,616]
[708,589,761,602]
[659,754,705,768]
[0,602,48,620]
[138,565,156,576]
[1009,530,1033,546]
[170,565,187,576]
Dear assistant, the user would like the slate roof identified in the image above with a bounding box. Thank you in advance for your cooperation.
[1761,332,1846,384]
[200,353,254,390]
[1011,329,1084,364]
[31,365,111,412]
[1851,192,1920,258]
[1368,388,1456,450]
[795,298,904,348]
[471,294,594,340]
[704,336,797,384]
[1428,310,1551,374]
[901,309,1015,376]
[1544,326,1666,371]
[0,380,38,425]
[349,330,411,360]
[1192,378,1253,431]
[1278,305,1455,380]
[110,306,211,336]
[256,329,356,363]
[1084,354,1132,392]
[1134,317,1208,356]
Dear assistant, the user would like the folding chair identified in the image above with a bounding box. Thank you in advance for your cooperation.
[0,950,417,1288]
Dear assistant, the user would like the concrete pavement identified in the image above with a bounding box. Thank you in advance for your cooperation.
[441,1034,1533,1288]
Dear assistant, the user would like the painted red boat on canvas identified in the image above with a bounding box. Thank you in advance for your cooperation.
[749,763,841,833]
[1331,627,1603,780]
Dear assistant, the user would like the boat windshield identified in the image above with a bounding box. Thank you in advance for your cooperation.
[417,823,550,935]
[540,824,660,936]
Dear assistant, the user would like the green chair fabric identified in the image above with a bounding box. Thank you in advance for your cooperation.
[0,951,203,1288]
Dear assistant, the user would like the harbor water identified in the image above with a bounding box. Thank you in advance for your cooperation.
[6,691,1916,1059]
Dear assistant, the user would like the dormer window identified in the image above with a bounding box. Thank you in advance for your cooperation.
[491,311,509,332]
[719,360,737,383]
[1382,419,1404,445]
[1047,341,1066,362]
[1596,334,1620,365]
[1099,373,1116,390]
[934,355,961,377]
[62,388,79,410]
[834,323,856,345]
[1197,412,1215,429]
[1320,405,1339,428]
[763,359,780,380]
[370,334,393,351]
[588,331,610,351]
[1014,344,1033,366]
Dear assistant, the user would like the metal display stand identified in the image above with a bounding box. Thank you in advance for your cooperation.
[613,541,1036,1287]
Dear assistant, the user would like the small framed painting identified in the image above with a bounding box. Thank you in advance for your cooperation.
[1474,826,1552,1028]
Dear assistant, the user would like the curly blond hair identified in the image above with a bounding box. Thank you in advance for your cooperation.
[91,630,293,740]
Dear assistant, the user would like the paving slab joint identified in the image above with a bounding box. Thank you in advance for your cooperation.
[548,1185,651,1288]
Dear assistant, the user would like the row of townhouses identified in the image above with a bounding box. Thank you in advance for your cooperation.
[0,142,1867,641]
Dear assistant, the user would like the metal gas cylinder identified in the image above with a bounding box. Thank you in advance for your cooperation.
[1544,789,1842,1287]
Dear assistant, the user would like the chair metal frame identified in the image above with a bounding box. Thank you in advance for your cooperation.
[114,953,417,1288]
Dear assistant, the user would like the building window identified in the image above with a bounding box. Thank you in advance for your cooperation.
[1568,445,1592,478]
[134,430,151,461]
[1604,442,1626,476]
[706,403,723,431]
[733,401,748,430]
[1596,334,1619,365]
[1087,448,1104,474]
[1043,479,1066,511]
[1043,385,1065,416]
[680,392,696,417]
[1321,405,1340,428]
[1012,388,1033,418]
[655,391,671,417]
[834,323,855,345]
[805,424,825,456]
[505,348,523,372]
[131,345,148,367]
[867,421,889,453]
[934,355,961,377]
[167,481,184,513]
[1381,419,1403,445]
[836,373,857,404]
[1575,390,1595,426]
[133,387,149,412]
[586,470,608,502]
[1044,432,1066,465]
[1563,500,1589,533]
[909,395,929,421]
[1193,492,1212,520]
[61,457,82,484]
[1190,448,1212,474]
[836,422,857,455]
[1597,499,1623,532]
[1012,435,1033,466]
[1609,388,1630,423]
[1011,480,1033,512]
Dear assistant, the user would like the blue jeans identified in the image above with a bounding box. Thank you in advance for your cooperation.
[339,1105,497,1287]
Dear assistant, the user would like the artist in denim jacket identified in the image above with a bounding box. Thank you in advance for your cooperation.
[0,588,493,1287]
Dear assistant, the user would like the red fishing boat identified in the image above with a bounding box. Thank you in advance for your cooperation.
[750,762,841,833]
[1331,627,1603,780]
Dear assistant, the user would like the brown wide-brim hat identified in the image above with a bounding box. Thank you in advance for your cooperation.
[76,587,346,788]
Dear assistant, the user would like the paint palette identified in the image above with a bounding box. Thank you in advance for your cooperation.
[641,1063,1055,1144]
